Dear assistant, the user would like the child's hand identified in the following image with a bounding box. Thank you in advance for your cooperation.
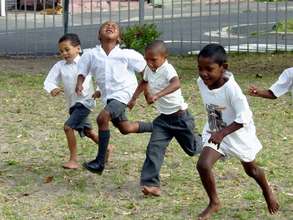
[207,130,225,148]
[146,94,159,104]
[247,85,259,96]
[92,91,101,99]
[75,84,83,96]
[127,99,136,110]
[50,88,63,97]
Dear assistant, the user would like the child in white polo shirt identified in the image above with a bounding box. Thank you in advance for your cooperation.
[129,40,202,196]
[76,21,152,174]
[44,33,99,169]
[196,44,279,220]
[248,68,293,99]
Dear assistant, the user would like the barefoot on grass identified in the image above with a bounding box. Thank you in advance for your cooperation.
[263,190,279,214]
[141,186,161,197]
[63,160,80,169]
[198,202,221,220]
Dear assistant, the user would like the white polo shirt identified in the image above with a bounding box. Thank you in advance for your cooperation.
[78,45,146,105]
[143,60,188,115]
[270,67,293,97]
[44,55,95,110]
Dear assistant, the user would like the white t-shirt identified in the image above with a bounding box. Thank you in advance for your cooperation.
[143,60,188,115]
[197,72,262,162]
[269,67,293,97]
[78,45,146,105]
[44,55,95,110]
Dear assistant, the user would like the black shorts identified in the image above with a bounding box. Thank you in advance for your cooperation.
[104,99,128,127]
[65,103,92,137]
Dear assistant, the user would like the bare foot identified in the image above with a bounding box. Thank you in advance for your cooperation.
[198,201,221,220]
[141,186,161,197]
[105,144,114,163]
[62,160,80,169]
[263,190,279,214]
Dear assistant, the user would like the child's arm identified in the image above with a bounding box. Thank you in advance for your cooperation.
[208,122,243,148]
[75,74,85,96]
[128,79,148,110]
[44,62,62,97]
[248,85,277,99]
[147,76,180,104]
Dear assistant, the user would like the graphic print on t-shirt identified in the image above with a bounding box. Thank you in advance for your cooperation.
[206,104,227,131]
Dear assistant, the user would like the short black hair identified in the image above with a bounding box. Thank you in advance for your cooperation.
[58,33,81,47]
[145,40,168,56]
[198,44,227,66]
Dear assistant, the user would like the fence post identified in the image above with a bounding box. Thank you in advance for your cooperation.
[0,0,5,16]
[139,0,144,24]
[64,0,69,34]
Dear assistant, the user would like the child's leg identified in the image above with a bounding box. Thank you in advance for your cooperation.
[173,110,202,156]
[196,147,222,220]
[141,116,173,196]
[116,121,153,135]
[63,124,79,169]
[241,161,279,214]
[83,109,111,174]
[84,128,114,163]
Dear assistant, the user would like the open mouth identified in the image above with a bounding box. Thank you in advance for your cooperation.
[106,29,114,33]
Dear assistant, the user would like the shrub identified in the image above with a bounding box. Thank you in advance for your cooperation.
[122,24,161,54]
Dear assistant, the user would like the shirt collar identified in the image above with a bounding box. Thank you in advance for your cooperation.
[97,44,120,55]
[65,55,80,64]
[154,60,168,73]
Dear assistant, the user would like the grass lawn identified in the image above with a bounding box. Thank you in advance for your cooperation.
[0,53,292,220]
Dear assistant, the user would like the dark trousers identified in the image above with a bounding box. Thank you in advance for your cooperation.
[140,110,202,187]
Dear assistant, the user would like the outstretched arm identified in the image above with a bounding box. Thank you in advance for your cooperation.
[248,85,277,99]
[147,76,180,104]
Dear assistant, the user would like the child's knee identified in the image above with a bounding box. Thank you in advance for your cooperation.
[243,164,262,178]
[196,159,212,173]
[96,112,110,126]
[64,124,73,133]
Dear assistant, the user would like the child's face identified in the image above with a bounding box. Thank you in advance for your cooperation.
[98,21,120,43]
[197,56,226,89]
[145,50,166,72]
[59,40,80,62]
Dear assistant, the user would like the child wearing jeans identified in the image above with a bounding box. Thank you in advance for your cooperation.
[129,40,202,196]
[195,44,279,220]
[44,33,100,169]
[76,21,153,174]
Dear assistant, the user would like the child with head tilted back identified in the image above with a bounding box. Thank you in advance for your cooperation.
[196,44,279,220]
[129,40,202,196]
[44,33,102,169]
[76,21,152,174]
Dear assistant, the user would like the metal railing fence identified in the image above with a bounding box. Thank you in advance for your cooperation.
[0,0,293,55]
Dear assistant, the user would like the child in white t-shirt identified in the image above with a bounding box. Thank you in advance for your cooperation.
[248,68,293,99]
[44,33,100,169]
[75,21,152,174]
[196,44,279,220]
[129,40,202,196]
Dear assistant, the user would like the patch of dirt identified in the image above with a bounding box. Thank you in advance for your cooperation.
[0,56,59,75]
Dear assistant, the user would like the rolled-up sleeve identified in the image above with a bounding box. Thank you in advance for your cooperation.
[269,68,293,97]
[44,62,61,93]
